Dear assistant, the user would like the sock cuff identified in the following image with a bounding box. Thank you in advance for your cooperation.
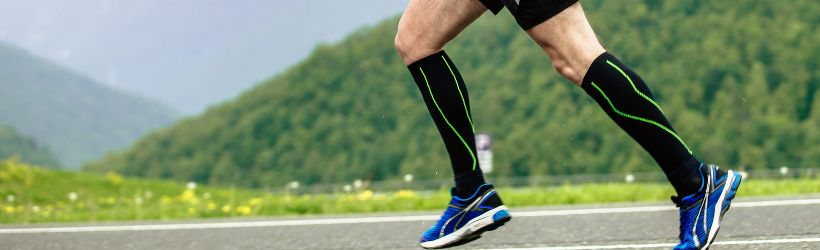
[455,169,485,180]
[667,155,702,177]
[407,50,448,70]
[580,52,613,88]
[454,169,486,194]
[666,155,704,193]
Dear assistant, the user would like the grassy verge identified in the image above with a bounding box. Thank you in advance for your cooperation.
[1,158,818,224]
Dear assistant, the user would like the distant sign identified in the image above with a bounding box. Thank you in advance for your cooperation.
[476,134,493,173]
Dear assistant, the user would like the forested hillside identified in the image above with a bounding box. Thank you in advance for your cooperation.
[0,42,178,168]
[0,125,59,167]
[87,0,819,187]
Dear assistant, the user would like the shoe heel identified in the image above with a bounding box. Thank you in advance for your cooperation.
[493,209,511,222]
[483,209,511,232]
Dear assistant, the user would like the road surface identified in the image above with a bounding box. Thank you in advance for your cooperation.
[1,195,818,249]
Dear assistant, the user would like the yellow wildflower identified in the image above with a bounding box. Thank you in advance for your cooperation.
[207,202,217,211]
[356,190,374,201]
[393,189,418,199]
[221,205,232,213]
[179,189,198,204]
[236,205,252,215]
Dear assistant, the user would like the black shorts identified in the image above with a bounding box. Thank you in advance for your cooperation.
[479,0,579,30]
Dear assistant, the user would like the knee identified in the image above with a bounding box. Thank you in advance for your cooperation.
[393,34,414,64]
[539,44,603,85]
[394,29,442,65]
[542,46,585,84]
[551,56,583,84]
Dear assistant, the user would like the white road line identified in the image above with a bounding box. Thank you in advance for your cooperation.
[0,215,440,234]
[480,237,820,250]
[514,198,820,217]
[0,198,818,234]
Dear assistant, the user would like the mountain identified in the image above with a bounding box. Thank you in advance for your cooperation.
[85,0,819,187]
[0,125,59,167]
[0,41,178,168]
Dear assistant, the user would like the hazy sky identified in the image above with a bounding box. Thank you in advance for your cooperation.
[0,0,406,114]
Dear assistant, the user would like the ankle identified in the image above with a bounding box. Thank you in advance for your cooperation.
[454,171,486,197]
[668,156,705,197]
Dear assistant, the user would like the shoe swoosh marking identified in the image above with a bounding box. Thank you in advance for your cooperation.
[704,170,736,249]
[477,190,496,205]
[441,189,492,237]
[455,190,493,228]
[691,166,713,247]
[701,167,716,247]
[691,192,704,246]
[703,166,716,245]
[440,209,465,237]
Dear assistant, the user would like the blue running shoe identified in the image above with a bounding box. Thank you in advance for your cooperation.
[673,164,743,250]
[419,184,511,249]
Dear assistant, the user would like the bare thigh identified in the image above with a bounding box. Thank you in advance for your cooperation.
[525,2,606,85]
[395,0,488,65]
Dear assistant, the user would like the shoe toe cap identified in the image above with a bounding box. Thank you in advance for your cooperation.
[419,228,439,242]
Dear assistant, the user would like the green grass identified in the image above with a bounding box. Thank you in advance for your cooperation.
[1,158,818,224]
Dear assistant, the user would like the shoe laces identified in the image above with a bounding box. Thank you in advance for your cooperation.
[428,201,462,234]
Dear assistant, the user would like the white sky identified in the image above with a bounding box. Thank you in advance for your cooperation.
[0,0,407,114]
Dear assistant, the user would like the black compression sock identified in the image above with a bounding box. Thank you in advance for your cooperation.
[407,51,485,197]
[581,52,703,196]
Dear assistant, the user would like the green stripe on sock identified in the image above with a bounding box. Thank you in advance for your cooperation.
[442,56,475,132]
[590,81,693,154]
[420,68,478,170]
[606,60,665,113]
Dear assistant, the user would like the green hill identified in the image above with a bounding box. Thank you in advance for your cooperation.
[0,126,59,167]
[87,0,819,187]
[0,42,178,168]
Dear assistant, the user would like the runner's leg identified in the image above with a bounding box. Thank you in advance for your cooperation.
[396,0,489,196]
[524,2,706,196]
[397,1,513,248]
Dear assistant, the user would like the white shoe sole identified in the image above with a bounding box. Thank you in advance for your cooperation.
[420,205,510,249]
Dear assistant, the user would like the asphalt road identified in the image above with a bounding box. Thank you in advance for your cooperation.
[1,195,818,250]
